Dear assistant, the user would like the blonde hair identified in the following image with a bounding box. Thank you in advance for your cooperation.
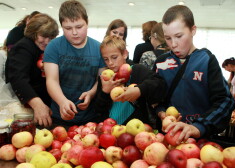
[24,13,59,41]
[100,36,126,55]
[59,0,88,24]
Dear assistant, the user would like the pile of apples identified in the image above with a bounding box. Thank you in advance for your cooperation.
[1,109,235,168]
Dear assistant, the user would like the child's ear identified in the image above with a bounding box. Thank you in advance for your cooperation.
[191,25,197,36]
[123,49,129,59]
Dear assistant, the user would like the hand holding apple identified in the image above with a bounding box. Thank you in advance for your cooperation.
[115,63,132,83]
[101,69,115,81]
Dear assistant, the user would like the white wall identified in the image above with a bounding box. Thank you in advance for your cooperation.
[1,27,235,80]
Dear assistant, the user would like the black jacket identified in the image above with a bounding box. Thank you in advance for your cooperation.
[94,64,166,126]
[133,40,154,64]
[5,37,51,106]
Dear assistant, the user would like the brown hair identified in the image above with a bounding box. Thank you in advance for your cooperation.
[59,0,88,25]
[16,11,40,26]
[151,22,165,44]
[162,5,194,29]
[24,13,59,41]
[142,21,157,42]
[100,36,126,55]
[105,19,128,41]
[222,57,235,68]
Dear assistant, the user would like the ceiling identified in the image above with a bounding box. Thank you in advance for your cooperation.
[0,0,235,29]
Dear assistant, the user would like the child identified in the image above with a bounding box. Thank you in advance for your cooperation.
[154,5,234,144]
[95,36,166,127]
[43,0,106,126]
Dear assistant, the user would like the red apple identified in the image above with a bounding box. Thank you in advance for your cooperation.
[52,126,68,142]
[112,160,128,168]
[37,59,43,69]
[186,158,204,168]
[101,124,113,134]
[103,118,117,127]
[0,144,16,161]
[180,143,200,159]
[130,159,149,168]
[122,145,142,166]
[204,142,223,151]
[99,133,116,149]
[81,126,95,137]
[67,144,84,166]
[134,131,155,151]
[117,133,135,149]
[166,149,187,168]
[105,146,123,164]
[49,148,62,162]
[157,162,175,168]
[95,122,104,135]
[51,140,63,150]
[196,138,208,149]
[202,161,222,168]
[74,125,85,134]
[115,63,132,83]
[16,146,29,163]
[144,123,153,132]
[68,125,79,132]
[85,122,97,131]
[155,133,165,143]
[184,138,197,144]
[67,131,77,139]
[63,138,75,145]
[82,133,99,148]
[164,129,182,146]
[78,146,104,168]
[222,146,235,168]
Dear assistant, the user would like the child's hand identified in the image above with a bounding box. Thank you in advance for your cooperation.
[59,99,77,120]
[101,73,124,93]
[77,91,91,110]
[115,86,141,102]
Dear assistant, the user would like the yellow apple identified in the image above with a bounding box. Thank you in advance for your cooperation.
[91,161,113,168]
[25,144,45,162]
[16,163,35,168]
[128,83,137,88]
[101,69,115,81]
[222,146,235,168]
[126,118,145,136]
[110,86,125,101]
[200,144,224,163]
[166,106,180,118]
[34,129,53,148]
[111,125,126,138]
[12,131,33,148]
[30,151,57,168]
[51,163,73,168]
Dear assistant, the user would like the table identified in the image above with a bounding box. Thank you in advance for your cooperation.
[0,160,19,168]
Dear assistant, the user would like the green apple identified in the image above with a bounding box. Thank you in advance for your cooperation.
[91,161,113,168]
[111,125,126,138]
[30,151,57,168]
[34,129,53,148]
[200,145,223,163]
[126,118,145,136]
[51,163,73,168]
[16,163,35,168]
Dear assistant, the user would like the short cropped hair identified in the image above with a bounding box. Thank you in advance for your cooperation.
[105,19,128,41]
[100,36,126,55]
[24,13,59,41]
[59,0,88,25]
[162,5,194,29]
[142,21,158,42]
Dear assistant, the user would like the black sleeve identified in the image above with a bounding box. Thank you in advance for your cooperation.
[133,44,142,64]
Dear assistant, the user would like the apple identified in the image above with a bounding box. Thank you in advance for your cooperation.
[101,124,113,134]
[157,162,174,168]
[49,148,63,162]
[82,133,99,148]
[60,151,69,162]
[67,144,84,166]
[180,143,200,159]
[202,161,222,168]
[130,159,149,168]
[186,158,204,168]
[25,144,45,162]
[122,145,142,166]
[91,161,113,168]
[196,138,209,149]
[105,146,123,164]
[115,63,132,83]
[134,131,155,151]
[53,126,68,141]
[166,149,187,168]
[67,131,77,139]
[95,122,104,134]
[200,144,224,163]
[112,160,129,168]
[164,129,182,146]
[110,86,125,101]
[128,83,137,88]
[162,115,176,131]
[12,131,33,148]
[61,142,72,153]
[126,118,145,136]
[204,141,223,151]
[78,146,105,168]
[68,125,79,132]
[222,146,235,168]
[51,163,73,168]
[0,144,16,161]
[74,125,85,135]
[51,140,63,150]
[111,125,127,138]
[85,122,97,131]
[99,133,116,148]
[16,163,36,168]
[117,132,135,149]
[37,59,43,69]
[184,138,197,144]
[144,123,153,132]
[101,69,115,81]
[81,126,95,137]
[30,151,57,168]
[166,106,180,118]
[155,133,165,143]
[63,138,75,145]
[143,142,169,166]
[16,146,29,163]
[73,134,82,142]
[104,118,117,127]
[34,128,53,148]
